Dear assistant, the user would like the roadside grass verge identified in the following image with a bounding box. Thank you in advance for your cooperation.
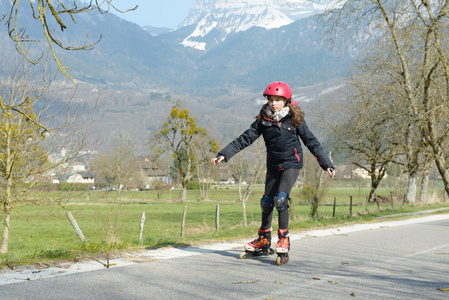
[1,185,448,268]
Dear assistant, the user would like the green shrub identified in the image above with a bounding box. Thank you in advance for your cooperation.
[187,181,199,190]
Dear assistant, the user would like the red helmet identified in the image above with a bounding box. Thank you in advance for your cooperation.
[263,81,292,101]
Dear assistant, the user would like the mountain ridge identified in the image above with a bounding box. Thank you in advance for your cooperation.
[0,0,348,97]
[178,0,325,50]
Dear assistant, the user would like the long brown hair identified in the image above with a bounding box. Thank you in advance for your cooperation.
[256,103,305,127]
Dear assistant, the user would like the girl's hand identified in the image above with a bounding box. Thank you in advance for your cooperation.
[211,156,225,165]
[327,167,336,179]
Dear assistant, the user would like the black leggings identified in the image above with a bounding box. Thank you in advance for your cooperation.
[261,168,300,230]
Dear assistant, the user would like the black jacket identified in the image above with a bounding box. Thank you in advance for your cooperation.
[218,113,333,171]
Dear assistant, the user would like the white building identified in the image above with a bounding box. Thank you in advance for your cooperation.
[67,172,95,184]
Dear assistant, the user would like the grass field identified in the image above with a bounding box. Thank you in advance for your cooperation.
[1,181,448,266]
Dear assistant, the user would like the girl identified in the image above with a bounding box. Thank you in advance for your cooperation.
[211,81,335,265]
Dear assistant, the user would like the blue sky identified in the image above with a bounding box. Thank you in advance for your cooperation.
[108,0,197,28]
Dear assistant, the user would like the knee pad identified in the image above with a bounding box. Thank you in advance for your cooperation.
[274,195,287,212]
[260,195,274,214]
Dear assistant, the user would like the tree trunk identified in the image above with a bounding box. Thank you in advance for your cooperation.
[1,132,13,254]
[181,185,187,203]
[242,199,247,227]
[368,176,381,210]
[116,177,121,199]
[201,183,209,201]
[406,172,417,204]
[425,106,449,198]
[238,175,242,201]
[1,207,11,254]
[368,186,378,210]
[433,153,449,199]
[179,154,192,203]
[197,166,209,201]
[419,163,430,203]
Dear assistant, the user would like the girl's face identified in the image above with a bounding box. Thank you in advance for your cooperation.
[268,95,287,112]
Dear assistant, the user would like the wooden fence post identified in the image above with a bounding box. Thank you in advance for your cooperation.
[139,212,146,244]
[215,204,220,232]
[332,197,336,218]
[181,206,187,237]
[66,212,86,243]
[365,195,368,212]
[349,196,353,217]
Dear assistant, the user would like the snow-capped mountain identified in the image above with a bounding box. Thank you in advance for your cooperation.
[178,0,325,50]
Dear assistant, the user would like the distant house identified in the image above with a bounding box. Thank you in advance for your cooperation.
[220,176,237,185]
[216,164,249,185]
[337,165,355,179]
[67,172,95,184]
[136,157,170,189]
[352,166,387,179]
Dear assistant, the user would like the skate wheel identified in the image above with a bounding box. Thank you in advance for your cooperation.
[239,252,248,259]
[276,256,282,265]
[276,254,289,265]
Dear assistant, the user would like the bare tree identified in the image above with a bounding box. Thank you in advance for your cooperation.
[87,132,139,243]
[0,53,95,253]
[197,162,213,201]
[298,149,332,218]
[319,0,449,200]
[231,138,266,227]
[89,151,114,198]
[151,100,218,203]
[1,0,136,83]
[90,132,138,199]
[320,70,401,208]
[196,128,220,200]
[110,132,138,196]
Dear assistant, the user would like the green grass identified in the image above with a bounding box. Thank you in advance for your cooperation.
[1,182,448,266]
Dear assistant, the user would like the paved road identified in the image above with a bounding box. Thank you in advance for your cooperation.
[1,214,449,299]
